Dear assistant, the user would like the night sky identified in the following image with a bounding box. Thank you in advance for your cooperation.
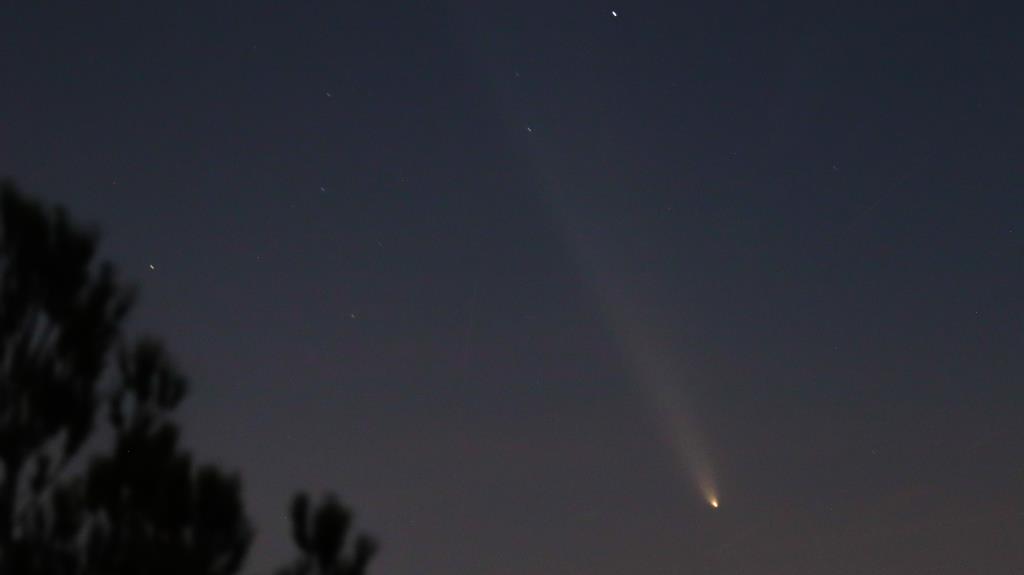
[3,2,1023,573]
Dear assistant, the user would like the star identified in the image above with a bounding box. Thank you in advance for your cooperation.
[611,10,618,17]
[148,264,156,270]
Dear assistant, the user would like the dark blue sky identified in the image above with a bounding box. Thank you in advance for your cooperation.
[3,2,1023,573]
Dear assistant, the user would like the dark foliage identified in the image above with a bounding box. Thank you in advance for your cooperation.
[276,494,378,575]
[0,180,376,574]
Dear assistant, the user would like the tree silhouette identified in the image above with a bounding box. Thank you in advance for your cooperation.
[0,180,377,574]
[275,494,377,575]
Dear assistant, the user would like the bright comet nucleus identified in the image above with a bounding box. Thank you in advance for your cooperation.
[709,497,719,509]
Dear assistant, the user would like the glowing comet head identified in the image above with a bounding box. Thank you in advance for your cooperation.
[709,497,719,509]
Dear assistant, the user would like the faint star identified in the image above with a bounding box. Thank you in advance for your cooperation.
[148,264,155,270]
[325,91,332,98]
[320,186,326,192]
[526,126,533,133]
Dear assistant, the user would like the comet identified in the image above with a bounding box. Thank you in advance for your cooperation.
[486,63,721,508]
[540,200,721,507]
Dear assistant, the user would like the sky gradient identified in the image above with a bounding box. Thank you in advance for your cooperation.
[2,2,1023,573]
